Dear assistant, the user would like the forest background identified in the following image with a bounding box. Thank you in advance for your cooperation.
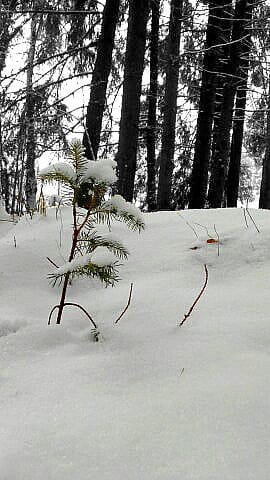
[0,0,270,215]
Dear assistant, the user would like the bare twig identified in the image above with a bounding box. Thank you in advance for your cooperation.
[114,283,133,325]
[194,222,211,238]
[177,214,199,239]
[179,265,209,327]
[213,224,220,256]
[245,207,260,233]
[13,235,17,248]
[242,207,248,229]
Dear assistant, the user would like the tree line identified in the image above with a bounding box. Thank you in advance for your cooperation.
[0,0,270,214]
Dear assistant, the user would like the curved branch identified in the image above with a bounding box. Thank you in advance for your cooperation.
[179,265,208,327]
[47,302,97,329]
[114,283,133,325]
[63,302,97,329]
[48,304,60,325]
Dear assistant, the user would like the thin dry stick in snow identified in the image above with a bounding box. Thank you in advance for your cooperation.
[243,207,248,229]
[179,264,209,327]
[213,224,220,256]
[245,207,260,233]
[114,283,133,325]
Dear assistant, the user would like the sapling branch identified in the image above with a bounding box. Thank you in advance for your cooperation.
[46,256,59,268]
[179,264,209,327]
[114,283,133,324]
[48,302,97,329]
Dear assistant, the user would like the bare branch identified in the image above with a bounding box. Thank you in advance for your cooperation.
[114,283,134,325]
[179,265,209,327]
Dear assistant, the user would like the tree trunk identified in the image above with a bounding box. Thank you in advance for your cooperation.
[116,0,150,202]
[0,0,18,209]
[146,0,160,212]
[208,0,253,208]
[189,0,232,209]
[25,14,40,212]
[226,3,252,207]
[226,81,248,207]
[82,0,120,160]
[0,105,9,211]
[259,81,270,209]
[157,0,183,210]
[0,0,18,73]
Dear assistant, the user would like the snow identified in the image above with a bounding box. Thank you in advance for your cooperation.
[51,253,92,276]
[103,194,144,223]
[91,247,118,267]
[52,248,117,276]
[81,159,117,185]
[39,162,76,182]
[1,206,270,479]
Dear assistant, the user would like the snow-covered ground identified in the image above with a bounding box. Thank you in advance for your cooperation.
[1,205,270,480]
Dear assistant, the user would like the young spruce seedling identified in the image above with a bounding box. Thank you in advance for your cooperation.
[39,139,145,329]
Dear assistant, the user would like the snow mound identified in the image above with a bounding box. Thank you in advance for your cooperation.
[0,318,27,337]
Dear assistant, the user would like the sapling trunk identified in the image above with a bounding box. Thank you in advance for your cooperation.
[56,202,78,325]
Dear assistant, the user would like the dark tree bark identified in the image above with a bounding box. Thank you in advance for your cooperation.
[226,5,252,207]
[157,0,183,210]
[82,0,120,160]
[189,0,232,209]
[226,82,248,207]
[0,119,9,211]
[0,0,18,210]
[208,0,254,208]
[0,0,18,73]
[116,0,150,202]
[25,14,40,212]
[146,0,160,212]
[259,81,270,209]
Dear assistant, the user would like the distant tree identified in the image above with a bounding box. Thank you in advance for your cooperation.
[146,0,160,212]
[226,1,253,207]
[82,0,120,160]
[189,0,232,209]
[259,82,270,209]
[208,0,254,208]
[25,13,42,212]
[157,0,183,210]
[116,0,150,201]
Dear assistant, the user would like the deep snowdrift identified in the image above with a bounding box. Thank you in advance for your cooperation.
[1,206,270,480]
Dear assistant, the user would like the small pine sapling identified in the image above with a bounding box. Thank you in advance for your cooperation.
[39,139,145,328]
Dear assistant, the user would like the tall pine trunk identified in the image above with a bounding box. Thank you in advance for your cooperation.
[0,0,17,210]
[157,0,183,210]
[259,81,270,209]
[226,4,252,207]
[0,115,9,211]
[189,0,232,209]
[208,0,253,208]
[226,82,248,207]
[82,0,120,160]
[25,14,40,212]
[146,0,160,212]
[116,0,150,201]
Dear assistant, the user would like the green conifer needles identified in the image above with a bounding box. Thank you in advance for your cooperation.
[39,139,145,325]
